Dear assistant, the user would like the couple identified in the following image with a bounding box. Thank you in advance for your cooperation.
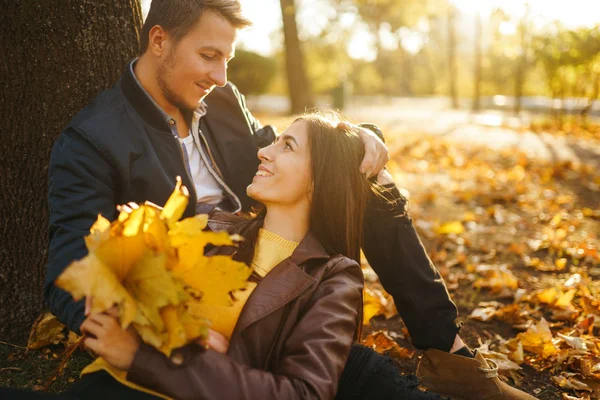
[35,0,537,399]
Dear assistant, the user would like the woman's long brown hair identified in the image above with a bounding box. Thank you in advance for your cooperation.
[223,111,378,264]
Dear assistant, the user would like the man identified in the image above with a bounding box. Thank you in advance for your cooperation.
[45,1,534,398]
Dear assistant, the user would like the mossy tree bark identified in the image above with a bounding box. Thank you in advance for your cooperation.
[0,0,142,343]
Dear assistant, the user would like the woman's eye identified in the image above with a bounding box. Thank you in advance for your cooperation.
[201,54,215,61]
[284,141,292,150]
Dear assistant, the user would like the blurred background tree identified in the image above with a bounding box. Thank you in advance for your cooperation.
[220,0,600,119]
[228,49,277,95]
[279,0,314,113]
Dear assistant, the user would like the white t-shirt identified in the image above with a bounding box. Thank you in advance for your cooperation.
[178,134,223,205]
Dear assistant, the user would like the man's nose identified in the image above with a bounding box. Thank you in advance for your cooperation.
[209,62,227,87]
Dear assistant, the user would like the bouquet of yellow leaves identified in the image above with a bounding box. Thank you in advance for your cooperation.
[56,177,252,357]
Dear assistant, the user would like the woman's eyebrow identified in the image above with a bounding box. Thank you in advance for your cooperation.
[280,134,299,147]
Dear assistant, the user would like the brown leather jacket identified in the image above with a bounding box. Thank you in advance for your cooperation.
[126,231,364,400]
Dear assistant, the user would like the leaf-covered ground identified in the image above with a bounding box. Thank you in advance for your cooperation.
[1,116,598,398]
[362,124,600,399]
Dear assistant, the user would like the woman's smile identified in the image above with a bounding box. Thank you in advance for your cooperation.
[254,164,274,178]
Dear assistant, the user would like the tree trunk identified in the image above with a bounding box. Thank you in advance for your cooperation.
[514,13,529,115]
[447,6,459,109]
[0,0,142,343]
[580,72,599,122]
[279,0,314,114]
[472,13,482,112]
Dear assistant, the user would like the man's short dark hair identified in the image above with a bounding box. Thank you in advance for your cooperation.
[140,0,252,54]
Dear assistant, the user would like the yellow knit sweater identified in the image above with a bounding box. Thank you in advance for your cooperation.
[81,229,299,399]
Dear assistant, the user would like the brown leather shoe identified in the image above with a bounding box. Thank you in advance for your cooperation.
[416,349,538,400]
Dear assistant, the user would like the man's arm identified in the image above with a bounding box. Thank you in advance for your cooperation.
[45,128,118,333]
[362,180,460,352]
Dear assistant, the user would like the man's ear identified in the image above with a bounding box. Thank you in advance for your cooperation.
[148,25,169,57]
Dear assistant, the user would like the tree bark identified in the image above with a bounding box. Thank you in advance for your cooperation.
[0,0,142,343]
[447,6,459,109]
[279,0,314,114]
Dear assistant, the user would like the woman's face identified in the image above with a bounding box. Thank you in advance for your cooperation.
[247,120,312,208]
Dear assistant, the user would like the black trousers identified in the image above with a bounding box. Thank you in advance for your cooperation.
[0,345,446,400]
[0,371,157,399]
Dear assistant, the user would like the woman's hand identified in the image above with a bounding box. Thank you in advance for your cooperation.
[197,329,229,354]
[80,308,140,371]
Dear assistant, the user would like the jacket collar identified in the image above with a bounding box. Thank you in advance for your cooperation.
[233,231,330,333]
[289,231,330,266]
[120,58,208,132]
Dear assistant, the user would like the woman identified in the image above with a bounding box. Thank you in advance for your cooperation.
[2,112,442,399]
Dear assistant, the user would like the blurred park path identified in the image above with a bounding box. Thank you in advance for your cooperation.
[249,95,600,169]
[344,100,600,169]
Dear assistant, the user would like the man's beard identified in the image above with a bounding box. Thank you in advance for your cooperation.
[156,52,198,111]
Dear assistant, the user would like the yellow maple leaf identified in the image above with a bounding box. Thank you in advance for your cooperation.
[160,176,189,228]
[517,318,559,359]
[555,288,577,310]
[94,234,147,282]
[169,216,240,269]
[536,287,561,304]
[159,305,188,354]
[57,180,250,359]
[362,287,394,325]
[363,292,383,325]
[84,214,111,251]
[56,253,138,328]
[435,221,465,235]
[362,330,414,359]
[180,310,210,341]
[175,255,251,306]
[124,252,187,335]
[142,206,171,253]
[473,265,519,292]
[27,312,66,350]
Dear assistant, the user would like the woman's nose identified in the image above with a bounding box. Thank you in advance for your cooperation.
[257,145,273,161]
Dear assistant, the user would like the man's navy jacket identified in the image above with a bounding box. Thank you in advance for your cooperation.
[46,63,459,351]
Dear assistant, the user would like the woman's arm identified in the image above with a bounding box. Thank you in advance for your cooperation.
[123,257,363,400]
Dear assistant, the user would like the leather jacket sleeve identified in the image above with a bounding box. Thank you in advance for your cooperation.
[45,128,119,334]
[127,258,363,400]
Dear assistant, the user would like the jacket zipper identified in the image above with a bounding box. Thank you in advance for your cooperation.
[197,128,225,180]
[192,127,242,213]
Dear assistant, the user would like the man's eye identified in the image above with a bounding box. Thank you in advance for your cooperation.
[201,54,215,61]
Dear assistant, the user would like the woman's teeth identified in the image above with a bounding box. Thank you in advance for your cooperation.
[256,170,272,177]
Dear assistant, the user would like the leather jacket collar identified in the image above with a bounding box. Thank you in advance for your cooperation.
[233,231,331,335]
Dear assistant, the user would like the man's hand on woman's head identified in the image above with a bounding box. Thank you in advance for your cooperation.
[376,169,395,186]
[356,126,389,178]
